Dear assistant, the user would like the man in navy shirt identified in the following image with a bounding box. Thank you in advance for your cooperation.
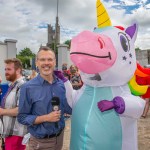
[18,46,72,150]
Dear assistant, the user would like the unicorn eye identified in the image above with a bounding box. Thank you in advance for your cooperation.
[120,34,130,52]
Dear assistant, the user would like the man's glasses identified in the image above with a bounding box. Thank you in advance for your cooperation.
[37,58,55,62]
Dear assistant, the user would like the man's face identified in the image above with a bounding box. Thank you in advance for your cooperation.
[70,66,77,74]
[36,50,56,77]
[5,63,17,82]
[62,65,67,71]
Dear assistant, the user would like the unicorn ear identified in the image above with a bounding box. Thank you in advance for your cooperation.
[125,23,138,42]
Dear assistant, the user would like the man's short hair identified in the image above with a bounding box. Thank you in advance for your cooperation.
[4,58,23,70]
[36,46,56,60]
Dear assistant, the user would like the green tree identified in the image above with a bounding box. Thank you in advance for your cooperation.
[64,40,71,48]
[17,47,35,69]
[18,47,35,57]
[135,47,141,51]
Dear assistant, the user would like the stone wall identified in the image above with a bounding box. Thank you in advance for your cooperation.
[57,44,73,70]
[136,50,148,66]
[0,39,17,82]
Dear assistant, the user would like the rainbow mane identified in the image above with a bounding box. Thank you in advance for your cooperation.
[128,63,150,96]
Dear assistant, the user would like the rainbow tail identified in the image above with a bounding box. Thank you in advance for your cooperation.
[128,75,148,96]
[128,63,149,96]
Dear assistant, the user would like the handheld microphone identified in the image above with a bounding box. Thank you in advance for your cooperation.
[51,96,60,128]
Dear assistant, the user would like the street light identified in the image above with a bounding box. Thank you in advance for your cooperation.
[57,0,59,18]
[55,0,59,67]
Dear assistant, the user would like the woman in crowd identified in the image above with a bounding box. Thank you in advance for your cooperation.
[62,63,70,80]
[69,65,83,90]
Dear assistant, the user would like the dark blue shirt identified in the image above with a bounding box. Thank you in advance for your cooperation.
[17,74,72,138]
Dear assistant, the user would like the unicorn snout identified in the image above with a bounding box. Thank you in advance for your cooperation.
[70,31,117,74]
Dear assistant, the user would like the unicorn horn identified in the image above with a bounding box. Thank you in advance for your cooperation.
[96,0,112,28]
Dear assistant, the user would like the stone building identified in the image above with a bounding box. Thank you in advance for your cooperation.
[136,49,150,66]
[0,39,17,82]
[47,24,55,48]
[47,17,60,49]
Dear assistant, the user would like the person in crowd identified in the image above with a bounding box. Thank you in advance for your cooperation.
[142,97,150,118]
[136,75,150,118]
[0,58,27,150]
[62,63,70,80]
[141,68,150,118]
[69,65,83,90]
[27,69,37,80]
[17,46,72,150]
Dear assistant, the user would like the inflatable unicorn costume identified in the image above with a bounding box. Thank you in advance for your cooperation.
[63,0,145,150]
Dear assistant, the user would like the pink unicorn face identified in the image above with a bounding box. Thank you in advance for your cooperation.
[70,23,138,87]
[70,30,117,74]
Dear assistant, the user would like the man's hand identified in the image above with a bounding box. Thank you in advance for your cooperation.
[0,107,4,116]
[34,110,62,124]
[45,110,61,122]
[0,107,18,116]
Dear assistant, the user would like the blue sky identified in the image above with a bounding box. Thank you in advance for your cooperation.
[0,0,149,53]
[108,0,149,13]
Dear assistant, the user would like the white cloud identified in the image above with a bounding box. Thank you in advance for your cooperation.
[0,0,150,54]
[120,0,137,6]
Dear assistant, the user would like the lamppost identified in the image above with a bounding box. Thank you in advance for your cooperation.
[55,0,59,67]
[57,0,59,18]
[54,0,59,51]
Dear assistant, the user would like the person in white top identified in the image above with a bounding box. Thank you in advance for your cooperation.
[0,58,27,150]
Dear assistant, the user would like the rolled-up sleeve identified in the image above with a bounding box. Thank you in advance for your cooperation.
[64,96,72,114]
[17,84,37,126]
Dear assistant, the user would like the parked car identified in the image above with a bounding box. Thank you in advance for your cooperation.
[144,64,150,68]
[22,69,32,81]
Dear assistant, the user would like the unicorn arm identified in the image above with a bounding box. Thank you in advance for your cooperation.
[112,85,145,119]
[64,80,84,108]
[64,80,82,108]
[53,70,80,108]
[64,80,74,108]
[120,93,145,119]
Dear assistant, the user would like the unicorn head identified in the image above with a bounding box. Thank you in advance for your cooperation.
[70,0,138,87]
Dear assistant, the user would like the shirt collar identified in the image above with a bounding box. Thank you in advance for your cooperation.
[37,73,59,85]
[16,76,25,83]
[8,76,25,86]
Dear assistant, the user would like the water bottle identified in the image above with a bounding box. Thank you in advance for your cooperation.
[22,133,31,145]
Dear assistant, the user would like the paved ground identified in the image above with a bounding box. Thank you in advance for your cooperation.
[62,118,71,150]
[138,113,150,150]
[63,113,150,150]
